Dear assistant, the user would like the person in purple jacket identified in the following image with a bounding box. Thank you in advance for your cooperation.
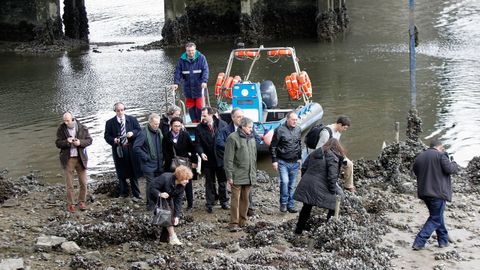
[411,138,458,250]
[172,42,209,123]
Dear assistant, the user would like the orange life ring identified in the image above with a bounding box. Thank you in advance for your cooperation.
[286,73,302,100]
[215,72,225,96]
[299,71,312,97]
[267,49,292,57]
[234,50,260,58]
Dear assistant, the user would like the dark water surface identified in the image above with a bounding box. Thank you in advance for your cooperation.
[1,0,479,182]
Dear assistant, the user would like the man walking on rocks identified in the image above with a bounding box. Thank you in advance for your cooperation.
[411,138,458,250]
[55,112,92,213]
[104,102,142,202]
[172,42,209,123]
[270,111,301,213]
[308,115,354,192]
[224,117,257,232]
[133,113,164,207]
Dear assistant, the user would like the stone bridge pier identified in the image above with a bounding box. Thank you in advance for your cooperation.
[0,0,88,43]
[162,0,348,47]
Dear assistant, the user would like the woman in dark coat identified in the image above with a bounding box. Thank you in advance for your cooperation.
[148,165,193,245]
[293,138,346,235]
[162,117,197,209]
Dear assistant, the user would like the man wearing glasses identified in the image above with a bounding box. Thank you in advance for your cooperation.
[104,102,142,202]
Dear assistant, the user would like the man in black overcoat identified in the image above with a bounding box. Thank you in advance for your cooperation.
[104,102,142,201]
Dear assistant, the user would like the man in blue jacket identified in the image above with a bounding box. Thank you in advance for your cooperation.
[411,139,458,250]
[172,42,209,123]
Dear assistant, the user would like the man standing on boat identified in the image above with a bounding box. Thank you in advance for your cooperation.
[270,111,302,213]
[104,102,143,202]
[172,42,209,123]
[195,106,228,213]
[309,116,355,192]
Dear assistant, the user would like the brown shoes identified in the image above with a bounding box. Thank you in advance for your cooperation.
[67,204,76,213]
[79,202,87,211]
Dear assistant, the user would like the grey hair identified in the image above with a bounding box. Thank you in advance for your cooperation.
[167,105,181,116]
[148,113,160,123]
[240,117,253,127]
[185,42,196,49]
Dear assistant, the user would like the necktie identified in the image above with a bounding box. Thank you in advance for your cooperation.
[208,123,213,132]
[120,118,127,144]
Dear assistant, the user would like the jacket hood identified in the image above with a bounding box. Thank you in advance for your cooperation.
[181,51,200,61]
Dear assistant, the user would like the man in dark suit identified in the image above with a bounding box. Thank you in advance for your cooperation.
[104,102,142,201]
[195,106,228,213]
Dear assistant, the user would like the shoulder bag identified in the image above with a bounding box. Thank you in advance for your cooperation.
[151,198,172,227]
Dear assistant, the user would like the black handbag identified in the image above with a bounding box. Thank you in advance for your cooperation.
[170,144,192,171]
[151,198,172,227]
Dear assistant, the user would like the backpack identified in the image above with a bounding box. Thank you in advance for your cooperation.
[304,124,332,149]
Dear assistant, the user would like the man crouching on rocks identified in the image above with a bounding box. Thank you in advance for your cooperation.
[224,117,257,232]
[55,112,92,213]
[411,138,458,250]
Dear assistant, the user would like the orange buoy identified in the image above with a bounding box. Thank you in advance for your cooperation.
[234,50,260,58]
[299,71,312,97]
[267,49,292,57]
[215,72,225,96]
[285,73,302,100]
[224,76,234,89]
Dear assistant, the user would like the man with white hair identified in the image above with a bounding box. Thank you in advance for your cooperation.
[133,113,164,207]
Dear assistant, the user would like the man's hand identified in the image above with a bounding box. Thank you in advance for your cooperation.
[114,137,120,144]
[67,137,74,144]
[126,131,133,138]
[191,163,198,169]
[159,192,169,199]
[228,179,234,187]
[173,217,179,226]
[297,159,302,170]
[172,84,179,91]
[201,82,207,89]
[272,162,278,172]
[201,153,208,161]
[72,138,81,146]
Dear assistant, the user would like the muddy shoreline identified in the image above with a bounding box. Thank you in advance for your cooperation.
[1,133,479,269]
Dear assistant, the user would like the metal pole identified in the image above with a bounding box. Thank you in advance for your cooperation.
[409,0,416,108]
[395,122,400,143]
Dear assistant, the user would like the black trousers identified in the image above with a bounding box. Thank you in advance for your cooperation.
[204,166,228,207]
[116,148,140,198]
[296,203,334,233]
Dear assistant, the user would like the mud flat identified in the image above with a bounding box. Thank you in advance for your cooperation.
[1,139,479,269]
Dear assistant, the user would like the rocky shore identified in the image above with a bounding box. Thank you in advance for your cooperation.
[1,137,480,269]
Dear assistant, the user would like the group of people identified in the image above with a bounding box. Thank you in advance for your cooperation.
[55,42,458,250]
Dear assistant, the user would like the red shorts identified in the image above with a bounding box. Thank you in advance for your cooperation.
[185,97,205,109]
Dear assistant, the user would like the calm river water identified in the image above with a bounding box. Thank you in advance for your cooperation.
[0,0,479,182]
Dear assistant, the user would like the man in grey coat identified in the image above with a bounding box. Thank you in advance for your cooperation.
[411,138,458,250]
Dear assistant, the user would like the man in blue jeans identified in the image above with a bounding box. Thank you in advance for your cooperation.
[270,111,302,213]
[411,139,458,250]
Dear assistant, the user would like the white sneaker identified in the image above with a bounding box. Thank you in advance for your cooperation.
[169,235,183,246]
